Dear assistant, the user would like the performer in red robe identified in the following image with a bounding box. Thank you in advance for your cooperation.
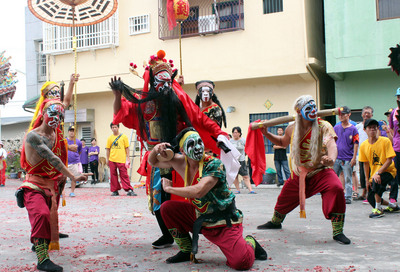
[19,99,88,272]
[110,50,230,249]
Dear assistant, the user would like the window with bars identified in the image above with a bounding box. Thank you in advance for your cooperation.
[376,0,400,20]
[249,112,289,154]
[158,0,244,40]
[37,41,47,82]
[43,12,119,54]
[129,14,150,35]
[80,126,92,143]
[263,0,283,14]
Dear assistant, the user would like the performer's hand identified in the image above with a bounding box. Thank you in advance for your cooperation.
[320,155,334,167]
[73,173,91,182]
[68,144,78,152]
[109,76,122,94]
[162,177,173,193]
[154,143,172,159]
[177,75,184,86]
[70,73,80,84]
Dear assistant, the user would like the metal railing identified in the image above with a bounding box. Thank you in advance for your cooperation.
[43,12,119,54]
[158,0,244,40]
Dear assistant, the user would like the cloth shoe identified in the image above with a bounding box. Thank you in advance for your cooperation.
[362,199,369,204]
[36,259,63,272]
[249,191,257,194]
[354,195,366,201]
[245,235,268,260]
[234,190,240,194]
[111,191,119,196]
[152,235,174,249]
[69,192,75,197]
[127,190,137,196]
[59,233,69,238]
[369,208,384,218]
[333,233,351,245]
[257,221,282,229]
[345,199,352,204]
[165,251,191,264]
[384,205,400,213]
[389,198,397,204]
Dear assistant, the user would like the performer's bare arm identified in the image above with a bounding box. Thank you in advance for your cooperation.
[162,175,218,199]
[109,76,122,114]
[148,143,185,173]
[320,138,337,167]
[63,74,79,108]
[25,131,86,181]
[260,124,293,147]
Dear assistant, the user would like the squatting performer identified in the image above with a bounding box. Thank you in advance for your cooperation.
[257,95,351,245]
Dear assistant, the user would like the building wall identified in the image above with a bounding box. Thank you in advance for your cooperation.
[335,69,399,118]
[1,123,28,141]
[36,1,328,181]
[325,0,400,73]
[25,7,44,100]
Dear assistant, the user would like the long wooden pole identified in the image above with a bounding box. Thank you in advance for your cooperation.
[178,21,183,75]
[250,107,343,130]
[72,7,78,143]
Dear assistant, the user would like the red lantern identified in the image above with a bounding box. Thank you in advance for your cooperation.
[173,0,190,22]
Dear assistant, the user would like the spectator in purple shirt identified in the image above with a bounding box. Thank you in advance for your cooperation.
[388,90,400,204]
[66,126,82,197]
[88,138,100,184]
[333,106,359,204]
[80,139,89,174]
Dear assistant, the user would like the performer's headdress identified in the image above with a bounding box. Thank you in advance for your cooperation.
[109,50,192,143]
[29,81,61,131]
[291,95,319,167]
[194,80,227,128]
[30,99,64,131]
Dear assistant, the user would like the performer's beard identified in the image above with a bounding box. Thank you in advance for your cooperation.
[291,115,319,167]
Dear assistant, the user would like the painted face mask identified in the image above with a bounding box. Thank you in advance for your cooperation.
[183,133,204,161]
[45,86,61,100]
[300,100,317,121]
[199,87,213,103]
[153,71,172,93]
[43,104,64,129]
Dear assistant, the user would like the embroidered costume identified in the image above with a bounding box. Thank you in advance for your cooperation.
[256,95,351,245]
[110,50,228,248]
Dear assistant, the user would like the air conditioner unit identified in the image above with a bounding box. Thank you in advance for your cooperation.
[198,15,219,33]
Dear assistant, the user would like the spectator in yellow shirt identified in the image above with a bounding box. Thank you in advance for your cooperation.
[106,123,136,196]
[359,119,400,218]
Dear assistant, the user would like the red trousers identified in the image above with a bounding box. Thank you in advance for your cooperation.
[24,189,52,243]
[0,160,6,185]
[161,200,255,270]
[275,168,346,219]
[109,161,133,192]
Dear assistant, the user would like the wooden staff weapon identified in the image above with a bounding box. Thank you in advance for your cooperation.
[251,107,344,130]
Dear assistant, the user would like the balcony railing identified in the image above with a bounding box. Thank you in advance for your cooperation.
[158,0,244,40]
[43,12,119,55]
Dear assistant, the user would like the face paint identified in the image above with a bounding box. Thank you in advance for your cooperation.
[153,71,172,93]
[300,100,317,121]
[199,87,212,103]
[183,133,204,161]
[45,86,61,99]
[43,104,64,129]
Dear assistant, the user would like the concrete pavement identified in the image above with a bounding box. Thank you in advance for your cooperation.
[0,179,399,272]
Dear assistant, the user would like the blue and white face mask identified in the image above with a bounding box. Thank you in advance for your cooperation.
[300,100,317,121]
